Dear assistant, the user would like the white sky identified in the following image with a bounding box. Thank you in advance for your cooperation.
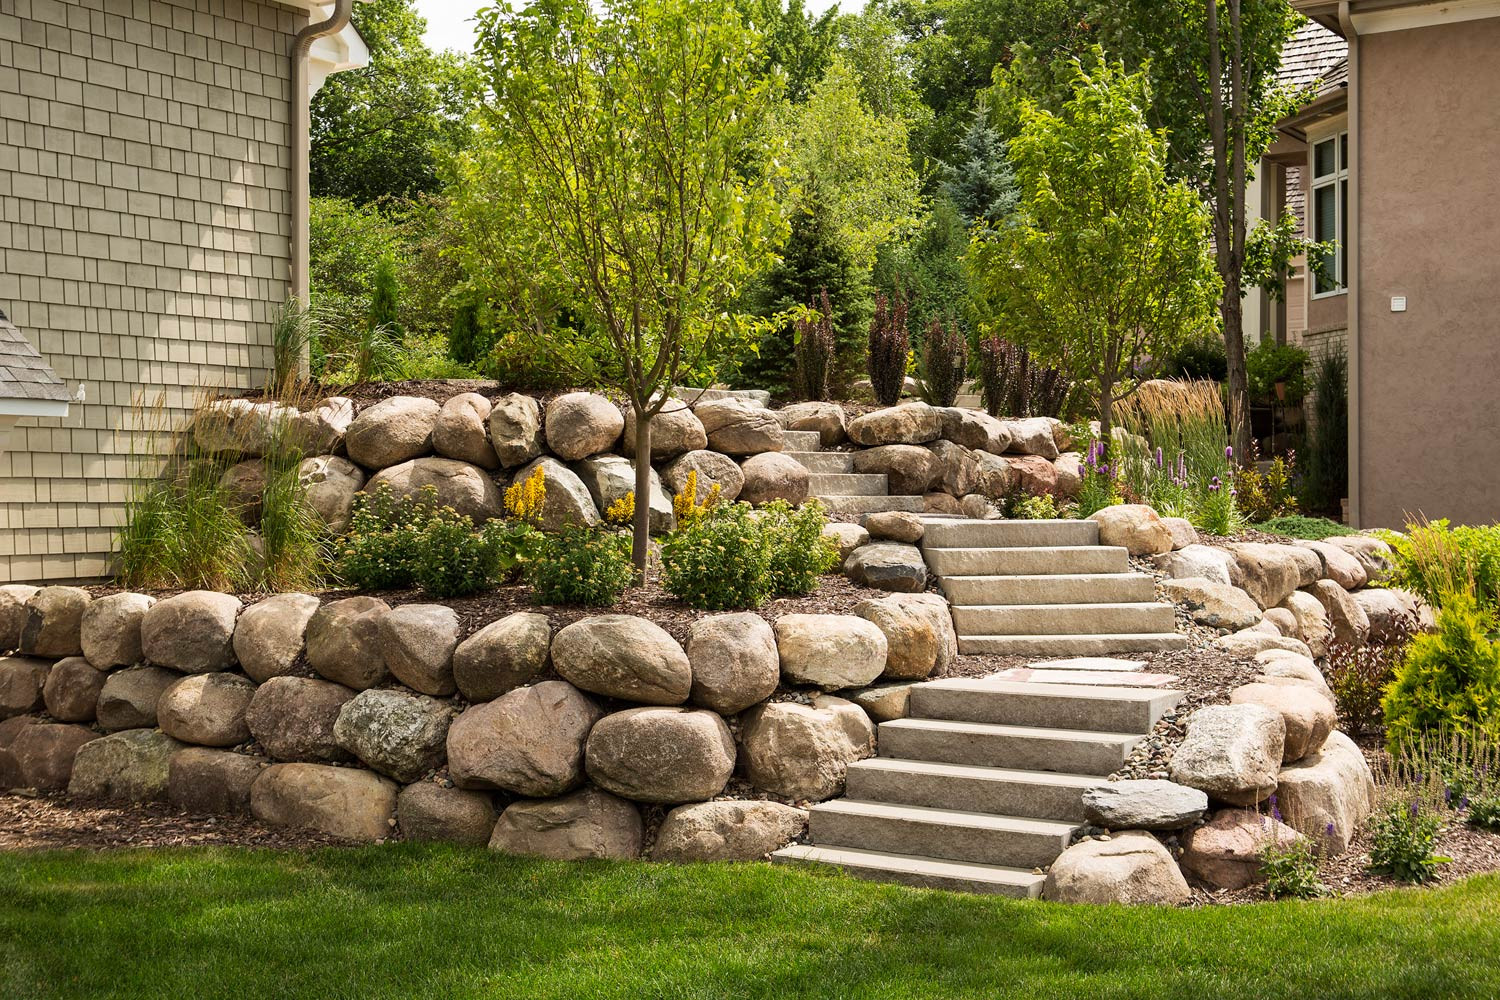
[415,0,856,54]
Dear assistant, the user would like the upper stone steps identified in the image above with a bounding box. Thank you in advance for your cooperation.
[940,572,1157,606]
[790,451,854,474]
[950,602,1178,637]
[877,717,1145,776]
[818,495,926,516]
[771,844,1047,898]
[922,519,1100,549]
[807,473,889,497]
[911,679,1183,734]
[924,545,1132,577]
[782,429,823,451]
[956,633,1188,656]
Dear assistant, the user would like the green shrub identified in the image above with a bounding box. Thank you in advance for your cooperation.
[1299,353,1347,513]
[1381,591,1500,751]
[1380,519,1500,613]
[1260,514,1358,540]
[1259,837,1327,900]
[337,485,431,591]
[526,526,634,607]
[1155,332,1227,382]
[660,502,774,610]
[762,500,840,596]
[1467,795,1500,832]
[1236,455,1298,523]
[1006,492,1059,520]
[1245,339,1310,403]
[413,518,528,599]
[1367,802,1449,884]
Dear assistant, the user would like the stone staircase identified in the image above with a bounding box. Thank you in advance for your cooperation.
[773,676,1183,896]
[921,518,1188,657]
[784,429,925,517]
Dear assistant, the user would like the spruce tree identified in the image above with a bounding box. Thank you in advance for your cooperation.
[941,109,1018,227]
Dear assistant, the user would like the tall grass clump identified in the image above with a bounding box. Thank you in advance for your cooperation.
[1380,517,1500,614]
[270,297,317,400]
[1113,379,1243,535]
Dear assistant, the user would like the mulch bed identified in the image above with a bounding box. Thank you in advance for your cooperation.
[0,792,341,852]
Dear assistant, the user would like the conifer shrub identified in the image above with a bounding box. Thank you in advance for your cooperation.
[867,293,910,406]
[1299,353,1347,514]
[1382,591,1500,751]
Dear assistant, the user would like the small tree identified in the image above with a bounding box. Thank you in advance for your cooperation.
[867,292,910,407]
[367,253,402,339]
[942,107,1018,228]
[457,0,785,572]
[969,54,1220,452]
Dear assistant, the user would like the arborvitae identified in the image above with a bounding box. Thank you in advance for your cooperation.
[447,299,490,366]
[367,253,403,338]
[1299,353,1348,514]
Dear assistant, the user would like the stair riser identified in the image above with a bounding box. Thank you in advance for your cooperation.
[909,687,1176,735]
[924,547,1130,576]
[923,520,1100,548]
[878,725,1137,776]
[957,634,1188,657]
[846,767,1089,822]
[790,451,856,474]
[781,430,823,451]
[941,575,1155,606]
[807,473,889,496]
[771,851,1042,898]
[951,604,1178,636]
[809,811,1072,869]
[818,495,927,515]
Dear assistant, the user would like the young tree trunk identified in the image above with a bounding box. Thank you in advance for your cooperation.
[1097,372,1116,465]
[1220,274,1253,465]
[631,409,652,577]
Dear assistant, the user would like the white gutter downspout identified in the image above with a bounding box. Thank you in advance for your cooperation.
[291,0,354,307]
[1339,1,1361,526]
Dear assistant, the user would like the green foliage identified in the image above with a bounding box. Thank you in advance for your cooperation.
[367,254,403,340]
[525,526,635,607]
[1467,795,1500,832]
[269,298,316,399]
[1324,632,1410,738]
[941,109,1017,227]
[1382,591,1500,752]
[1112,381,1243,535]
[1245,340,1309,404]
[660,501,774,609]
[762,500,840,595]
[1236,455,1298,523]
[414,519,528,600]
[338,485,521,597]
[116,462,253,593]
[737,0,837,103]
[834,9,931,126]
[1380,520,1500,615]
[257,460,330,593]
[1368,802,1450,884]
[873,197,971,352]
[969,54,1220,446]
[917,317,968,408]
[1006,492,1059,520]
[867,293,910,406]
[975,336,1071,419]
[1259,837,1327,901]
[1157,333,1229,383]
[447,300,491,368]
[1259,515,1358,540]
[1073,454,1123,519]
[1299,353,1348,514]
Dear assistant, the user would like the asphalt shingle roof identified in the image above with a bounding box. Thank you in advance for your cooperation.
[0,312,69,403]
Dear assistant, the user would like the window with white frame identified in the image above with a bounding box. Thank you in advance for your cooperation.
[1311,131,1348,296]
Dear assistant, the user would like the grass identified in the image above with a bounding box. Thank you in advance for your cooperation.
[1259,514,1360,540]
[3,846,1500,999]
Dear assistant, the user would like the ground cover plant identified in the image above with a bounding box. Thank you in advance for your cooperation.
[1260,514,1357,539]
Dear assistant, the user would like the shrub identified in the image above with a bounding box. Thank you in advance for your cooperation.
[526,526,634,607]
[793,289,837,402]
[1236,453,1299,523]
[918,317,968,408]
[1368,802,1449,884]
[1467,795,1500,832]
[1156,332,1228,382]
[867,292,909,406]
[1260,514,1357,540]
[337,485,431,591]
[762,500,840,596]
[1259,836,1327,900]
[368,253,403,341]
[1245,339,1310,404]
[339,484,522,597]
[1323,620,1416,737]
[1381,591,1500,751]
[448,300,492,367]
[660,502,773,609]
[1074,443,1124,519]
[1006,492,1059,520]
[1379,518,1500,614]
[1299,353,1347,513]
[976,336,1071,418]
[413,517,528,599]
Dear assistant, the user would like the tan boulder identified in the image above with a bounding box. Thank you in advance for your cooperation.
[852,445,940,495]
[41,657,106,722]
[1321,534,1394,579]
[447,680,603,796]
[1001,417,1060,459]
[1088,505,1174,556]
[652,801,807,863]
[233,593,321,684]
[854,593,956,681]
[80,592,154,669]
[397,784,497,845]
[452,612,552,703]
[774,614,888,690]
[936,407,1011,453]
[1169,703,1285,806]
[551,615,691,705]
[863,511,924,543]
[378,603,460,697]
[9,722,100,790]
[245,676,356,763]
[432,392,500,469]
[1230,681,1336,763]
[489,787,643,860]
[1179,808,1304,889]
[288,395,354,455]
[67,728,182,801]
[366,456,504,524]
[624,398,708,460]
[843,542,928,593]
[250,763,398,842]
[344,395,439,469]
[0,656,49,719]
[686,613,779,715]
[821,522,869,562]
[1295,540,1368,590]
[297,454,367,533]
[19,585,91,658]
[1009,454,1059,496]
[1305,579,1372,649]
[157,673,256,747]
[1354,588,1431,644]
[1222,543,1305,609]
[847,402,942,446]
[1275,730,1376,855]
[333,688,453,783]
[1042,831,1190,905]
[0,584,40,651]
[1276,590,1331,658]
[487,392,546,467]
[739,452,810,506]
[739,696,875,800]
[660,449,745,504]
[779,401,847,447]
[584,706,737,803]
[140,591,241,673]
[694,397,784,455]
[305,596,390,690]
[96,666,177,731]
[545,392,624,460]
[1162,578,1262,631]
[509,457,600,530]
[169,747,264,815]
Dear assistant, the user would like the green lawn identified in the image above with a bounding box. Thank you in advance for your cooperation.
[3,845,1498,1000]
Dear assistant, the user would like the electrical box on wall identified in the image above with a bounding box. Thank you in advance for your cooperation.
[1391,296,1408,312]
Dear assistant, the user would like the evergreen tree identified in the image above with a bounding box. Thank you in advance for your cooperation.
[941,109,1018,227]
[367,253,403,338]
[447,299,490,366]
[875,196,971,349]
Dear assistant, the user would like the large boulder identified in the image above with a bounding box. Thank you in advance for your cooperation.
[344,395,440,469]
[925,439,981,498]
[652,801,808,863]
[686,613,779,715]
[545,392,624,460]
[1042,831,1190,905]
[551,615,691,705]
[96,666,177,730]
[1081,780,1209,831]
[0,584,39,651]
[1089,505,1175,557]
[447,680,603,796]
[1002,417,1061,459]
[695,397,784,455]
[487,392,546,467]
[1008,454,1059,496]
[1305,579,1372,648]
[739,695,875,800]
[1053,454,1085,499]
[585,707,736,803]
[157,673,257,747]
[1222,543,1304,609]
[1321,535,1395,579]
[245,676,356,763]
[432,392,500,469]
[297,455,367,533]
[1229,681,1335,763]
[822,523,869,562]
[779,401,847,447]
[1216,630,1314,659]
[219,459,267,523]
[67,728,182,801]
[660,450,745,504]
[366,457,504,524]
[847,403,941,446]
[624,398,707,460]
[1162,578,1262,632]
[510,457,601,530]
[1275,730,1376,855]
[1151,544,1237,586]
[1275,590,1331,658]
[140,591,241,673]
[489,787,643,860]
[0,656,49,719]
[288,396,354,455]
[1295,540,1368,591]
[42,657,106,722]
[168,747,264,815]
[843,542,927,593]
[1353,588,1430,644]
[1169,703,1286,806]
[936,407,1011,453]
[233,593,321,684]
[333,688,453,783]
[739,452,810,506]
[80,592,153,669]
[250,763,398,842]
[970,452,1018,499]
[19,586,90,658]
[192,398,294,456]
[851,445,940,496]
[452,612,552,703]
[9,722,100,790]
[397,784,497,845]
[378,603,460,697]
[774,614,888,690]
[854,593,956,681]
[305,596,390,690]
[1179,808,1304,889]
[1255,651,1336,702]
[574,454,675,533]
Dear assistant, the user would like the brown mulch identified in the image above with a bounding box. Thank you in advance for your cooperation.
[0,792,342,851]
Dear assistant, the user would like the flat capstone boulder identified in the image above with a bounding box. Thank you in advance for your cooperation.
[651,800,807,863]
[1081,780,1209,831]
[489,787,643,860]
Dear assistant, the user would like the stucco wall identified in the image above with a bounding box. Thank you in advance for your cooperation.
[0,0,301,582]
[1357,18,1500,528]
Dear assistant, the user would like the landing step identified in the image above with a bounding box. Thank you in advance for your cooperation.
[846,757,1100,822]
[957,633,1189,657]
[912,679,1183,733]
[807,472,889,496]
[772,844,1046,898]
[923,519,1099,548]
[923,545,1130,576]
[818,495,926,515]
[808,799,1078,869]
[790,451,855,474]
[781,429,823,451]
[878,717,1143,775]
[940,573,1156,606]
[951,602,1178,636]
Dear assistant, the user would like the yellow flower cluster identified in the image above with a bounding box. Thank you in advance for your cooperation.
[505,464,547,526]
[604,491,635,526]
[672,469,721,528]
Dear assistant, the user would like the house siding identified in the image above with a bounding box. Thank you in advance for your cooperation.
[0,0,301,582]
